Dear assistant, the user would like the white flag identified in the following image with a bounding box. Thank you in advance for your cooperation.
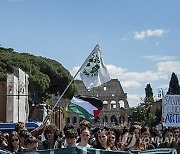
[80,44,110,89]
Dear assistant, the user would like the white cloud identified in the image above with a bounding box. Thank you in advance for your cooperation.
[119,29,166,41]
[146,29,165,37]
[127,94,144,107]
[134,31,146,40]
[70,61,180,90]
[157,61,180,74]
[133,29,166,40]
[106,65,166,82]
[157,84,169,89]
[143,55,177,61]
[106,64,127,79]
[121,80,142,88]
[70,60,180,107]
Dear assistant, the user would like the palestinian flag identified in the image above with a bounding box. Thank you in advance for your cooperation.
[68,95,103,122]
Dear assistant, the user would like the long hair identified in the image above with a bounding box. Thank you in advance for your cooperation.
[43,124,59,141]
[8,131,22,152]
[94,128,109,147]
[108,130,118,150]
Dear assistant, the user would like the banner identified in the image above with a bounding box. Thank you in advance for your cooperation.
[162,95,180,127]
[8,146,179,154]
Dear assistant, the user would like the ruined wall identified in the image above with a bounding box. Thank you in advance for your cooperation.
[67,79,132,127]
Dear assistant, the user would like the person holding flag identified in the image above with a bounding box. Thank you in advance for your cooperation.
[43,44,110,125]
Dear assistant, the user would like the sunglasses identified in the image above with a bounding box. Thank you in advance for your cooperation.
[12,138,19,142]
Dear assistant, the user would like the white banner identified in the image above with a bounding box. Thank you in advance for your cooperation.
[162,95,180,127]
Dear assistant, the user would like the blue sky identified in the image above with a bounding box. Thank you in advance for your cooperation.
[0,0,180,107]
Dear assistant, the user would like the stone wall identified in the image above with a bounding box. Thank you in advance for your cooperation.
[66,79,132,127]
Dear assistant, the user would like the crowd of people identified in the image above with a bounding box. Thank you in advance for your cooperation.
[0,120,179,153]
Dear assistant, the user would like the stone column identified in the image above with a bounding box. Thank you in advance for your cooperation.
[107,115,111,126]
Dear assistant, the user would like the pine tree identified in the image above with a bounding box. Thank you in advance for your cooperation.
[145,83,154,103]
[167,72,180,95]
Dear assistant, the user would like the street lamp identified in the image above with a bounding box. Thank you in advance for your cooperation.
[158,88,164,98]
[157,88,168,98]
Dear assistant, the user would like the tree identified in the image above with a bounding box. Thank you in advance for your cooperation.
[154,106,162,125]
[144,83,154,103]
[131,83,156,127]
[0,47,77,103]
[167,72,180,95]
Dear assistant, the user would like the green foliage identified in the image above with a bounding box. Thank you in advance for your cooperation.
[132,73,180,127]
[0,47,77,101]
[60,106,67,119]
[132,102,155,127]
[154,106,162,125]
[132,83,156,127]
[167,72,180,95]
[144,83,154,103]
[45,98,54,107]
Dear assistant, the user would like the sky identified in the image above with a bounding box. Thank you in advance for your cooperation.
[0,0,180,107]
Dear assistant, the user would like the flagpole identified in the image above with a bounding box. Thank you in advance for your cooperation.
[43,44,100,124]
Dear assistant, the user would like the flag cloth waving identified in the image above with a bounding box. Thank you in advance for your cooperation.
[68,95,103,122]
[79,44,110,89]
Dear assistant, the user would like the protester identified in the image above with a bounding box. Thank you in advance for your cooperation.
[77,127,92,148]
[158,128,177,148]
[77,120,91,143]
[0,132,8,150]
[107,130,118,150]
[123,125,142,150]
[172,127,180,147]
[60,123,75,148]
[19,129,30,149]
[14,122,27,134]
[24,136,39,152]
[64,128,78,148]
[149,127,160,148]
[93,128,111,150]
[140,126,155,150]
[63,123,75,135]
[7,131,22,153]
[42,124,61,149]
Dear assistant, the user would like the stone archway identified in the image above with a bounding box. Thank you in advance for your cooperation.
[110,100,116,109]
[119,100,125,108]
[71,79,133,128]
[73,116,77,124]
[66,117,70,124]
[119,115,125,124]
[111,115,118,125]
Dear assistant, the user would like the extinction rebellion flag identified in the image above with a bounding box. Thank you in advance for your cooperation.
[68,95,103,122]
[79,44,110,89]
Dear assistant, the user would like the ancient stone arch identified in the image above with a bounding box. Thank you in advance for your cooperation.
[66,79,132,127]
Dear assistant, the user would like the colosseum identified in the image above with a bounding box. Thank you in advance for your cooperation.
[66,79,133,127]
